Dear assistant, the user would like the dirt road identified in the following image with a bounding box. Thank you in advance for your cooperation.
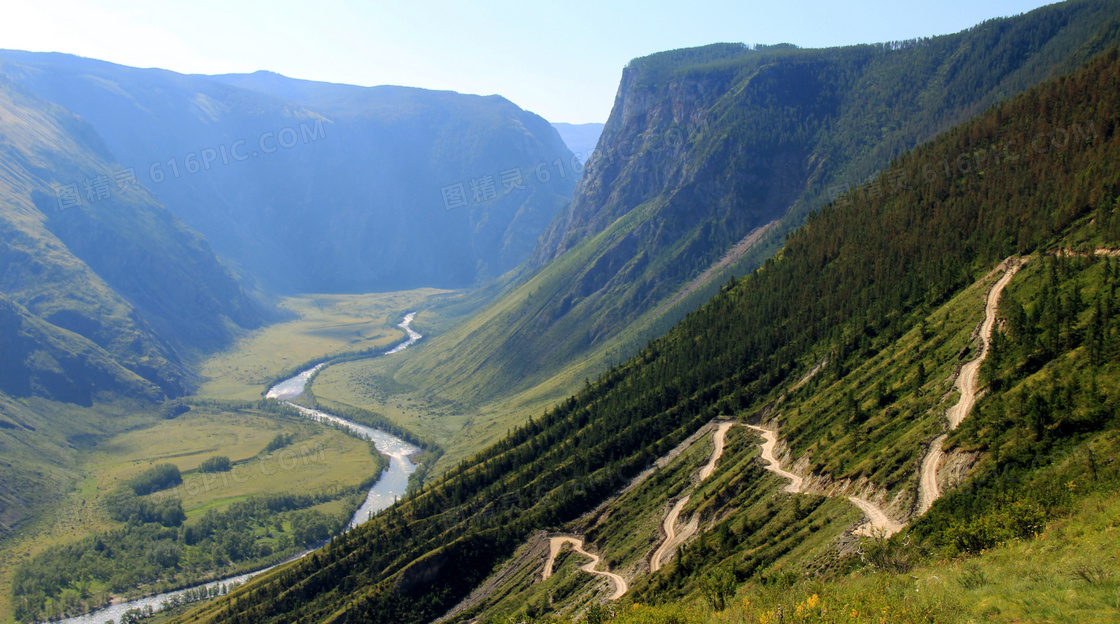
[650,421,734,571]
[919,258,1022,513]
[745,425,802,493]
[699,422,734,480]
[917,434,947,514]
[747,425,904,535]
[649,496,690,572]
[849,496,905,537]
[946,260,1021,429]
[543,536,627,599]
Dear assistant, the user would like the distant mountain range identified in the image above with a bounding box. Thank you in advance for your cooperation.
[551,122,605,165]
[0,53,576,293]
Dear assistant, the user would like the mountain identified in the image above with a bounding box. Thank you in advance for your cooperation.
[0,54,578,293]
[386,0,1120,436]
[551,122,605,163]
[164,42,1120,624]
[0,75,266,395]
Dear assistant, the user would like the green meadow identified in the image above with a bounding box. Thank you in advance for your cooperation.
[196,289,451,401]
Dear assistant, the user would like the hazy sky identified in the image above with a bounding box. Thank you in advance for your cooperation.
[3,0,1059,123]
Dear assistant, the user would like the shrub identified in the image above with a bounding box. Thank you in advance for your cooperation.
[264,433,294,453]
[125,463,182,495]
[199,456,232,473]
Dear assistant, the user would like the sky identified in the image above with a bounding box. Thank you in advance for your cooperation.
[1,0,1060,124]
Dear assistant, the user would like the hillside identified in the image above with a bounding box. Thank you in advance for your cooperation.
[364,0,1120,462]
[0,76,266,394]
[165,43,1120,624]
[0,54,577,293]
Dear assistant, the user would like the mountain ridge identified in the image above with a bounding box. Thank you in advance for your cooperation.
[0,51,578,293]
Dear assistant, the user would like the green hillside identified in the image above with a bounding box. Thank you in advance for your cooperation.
[166,43,1120,624]
[321,0,1120,472]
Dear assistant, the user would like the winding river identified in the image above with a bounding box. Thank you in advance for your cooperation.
[58,313,423,624]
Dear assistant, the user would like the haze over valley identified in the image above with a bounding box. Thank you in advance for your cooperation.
[2,2,1120,624]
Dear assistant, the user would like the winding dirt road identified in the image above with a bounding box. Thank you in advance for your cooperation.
[918,258,1022,513]
[917,434,948,514]
[747,425,904,536]
[700,422,734,480]
[745,425,802,493]
[543,537,627,599]
[650,496,690,573]
[650,422,734,572]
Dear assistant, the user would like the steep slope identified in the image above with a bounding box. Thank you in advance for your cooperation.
[0,54,577,292]
[389,0,1120,421]
[0,76,264,391]
[0,295,161,405]
[170,45,1120,624]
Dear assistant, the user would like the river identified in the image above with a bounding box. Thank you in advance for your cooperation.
[57,313,423,624]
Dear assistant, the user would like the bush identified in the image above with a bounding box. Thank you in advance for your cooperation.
[943,500,1047,554]
[264,433,294,453]
[125,463,182,495]
[199,456,232,473]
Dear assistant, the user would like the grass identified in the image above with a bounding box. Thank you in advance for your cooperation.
[195,290,450,401]
[84,403,381,518]
[0,403,382,623]
[728,491,1120,623]
[485,491,1120,624]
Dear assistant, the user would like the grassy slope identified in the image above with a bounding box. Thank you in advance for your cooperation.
[497,491,1120,624]
[456,262,1028,620]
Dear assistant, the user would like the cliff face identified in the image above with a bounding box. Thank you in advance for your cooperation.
[531,62,728,268]
[400,0,1120,406]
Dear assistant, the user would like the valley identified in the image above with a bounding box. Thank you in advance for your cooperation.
[2,2,1120,624]
[0,292,451,622]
